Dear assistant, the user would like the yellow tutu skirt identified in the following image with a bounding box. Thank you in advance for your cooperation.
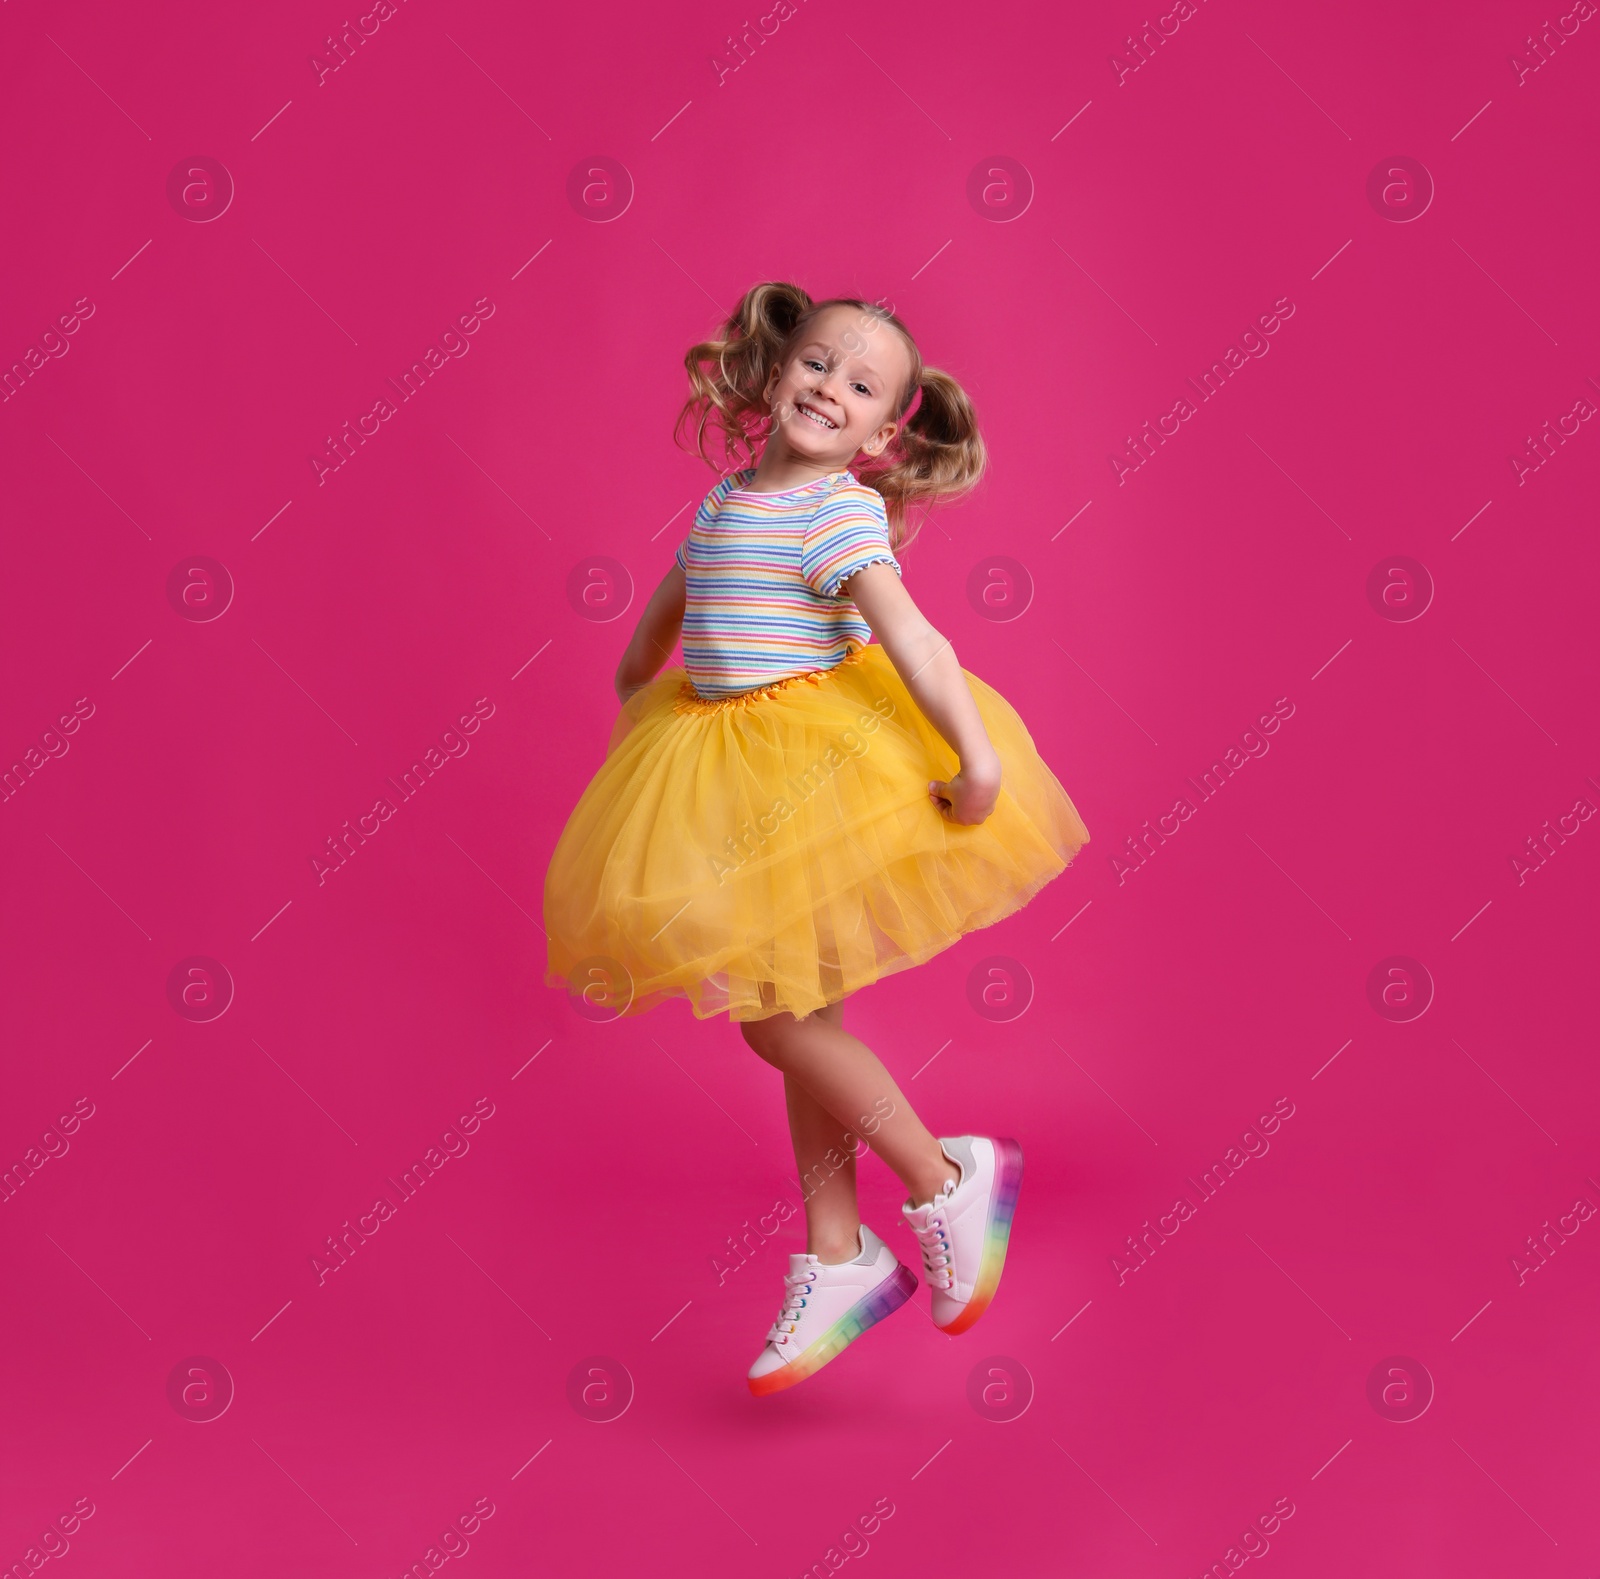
[543,644,1090,1022]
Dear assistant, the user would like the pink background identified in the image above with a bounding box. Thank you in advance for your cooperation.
[3,0,1597,1573]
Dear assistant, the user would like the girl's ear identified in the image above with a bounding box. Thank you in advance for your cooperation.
[861,419,899,457]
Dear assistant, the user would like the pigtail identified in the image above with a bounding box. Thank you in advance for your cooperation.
[859,367,987,550]
[676,281,814,474]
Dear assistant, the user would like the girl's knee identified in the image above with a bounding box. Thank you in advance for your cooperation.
[741,1014,795,1065]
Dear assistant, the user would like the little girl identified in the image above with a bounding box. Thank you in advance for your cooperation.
[544,282,1090,1394]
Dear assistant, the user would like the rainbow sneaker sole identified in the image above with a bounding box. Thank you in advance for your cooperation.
[748,1262,917,1396]
[937,1136,1024,1335]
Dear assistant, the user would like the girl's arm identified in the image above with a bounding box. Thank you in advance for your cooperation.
[843,563,1002,825]
[614,565,687,703]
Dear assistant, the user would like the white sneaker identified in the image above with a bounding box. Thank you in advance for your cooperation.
[746,1225,916,1396]
[902,1136,1024,1334]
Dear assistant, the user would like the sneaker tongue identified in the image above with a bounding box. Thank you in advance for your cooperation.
[787,1252,817,1274]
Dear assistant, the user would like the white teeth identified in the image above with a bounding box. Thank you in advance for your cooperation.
[798,405,836,430]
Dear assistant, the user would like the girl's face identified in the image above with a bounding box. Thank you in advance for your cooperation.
[763,304,914,468]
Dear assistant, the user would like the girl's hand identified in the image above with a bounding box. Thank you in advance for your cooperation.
[929,759,1002,825]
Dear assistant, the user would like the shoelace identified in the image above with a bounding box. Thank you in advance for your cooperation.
[908,1209,954,1290]
[764,1267,818,1346]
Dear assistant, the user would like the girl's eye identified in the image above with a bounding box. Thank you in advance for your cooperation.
[803,359,825,372]
[851,383,870,396]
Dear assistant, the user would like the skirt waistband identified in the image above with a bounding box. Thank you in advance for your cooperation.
[672,645,875,715]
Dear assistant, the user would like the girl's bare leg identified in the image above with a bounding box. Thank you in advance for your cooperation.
[743,997,953,1210]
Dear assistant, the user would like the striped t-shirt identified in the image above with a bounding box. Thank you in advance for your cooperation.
[673,469,902,699]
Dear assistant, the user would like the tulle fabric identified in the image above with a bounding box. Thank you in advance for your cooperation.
[543,644,1090,1022]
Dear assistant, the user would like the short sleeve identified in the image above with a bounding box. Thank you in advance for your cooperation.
[675,474,742,573]
[801,483,901,598]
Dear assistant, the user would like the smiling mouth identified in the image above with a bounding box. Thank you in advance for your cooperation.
[796,402,838,431]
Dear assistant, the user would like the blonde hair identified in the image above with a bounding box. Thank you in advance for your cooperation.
[675,281,986,549]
